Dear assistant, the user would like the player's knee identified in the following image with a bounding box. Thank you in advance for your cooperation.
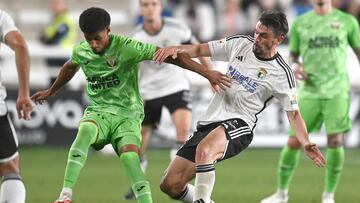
[78,122,98,136]
[195,143,212,163]
[0,159,19,176]
[328,135,344,148]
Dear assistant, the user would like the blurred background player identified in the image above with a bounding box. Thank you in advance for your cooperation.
[154,10,325,203]
[39,0,77,82]
[123,0,213,200]
[31,7,230,203]
[261,0,360,203]
[0,9,33,203]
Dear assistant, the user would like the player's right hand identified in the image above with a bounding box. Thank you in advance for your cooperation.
[292,63,308,80]
[30,90,52,105]
[153,47,182,64]
[303,142,326,167]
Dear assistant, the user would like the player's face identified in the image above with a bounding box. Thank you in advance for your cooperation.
[312,0,330,7]
[252,22,282,58]
[140,0,162,21]
[84,27,110,54]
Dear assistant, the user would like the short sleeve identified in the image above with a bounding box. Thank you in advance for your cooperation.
[347,15,360,49]
[289,19,300,54]
[0,10,18,43]
[71,43,82,66]
[124,37,157,62]
[273,70,299,111]
[208,38,233,61]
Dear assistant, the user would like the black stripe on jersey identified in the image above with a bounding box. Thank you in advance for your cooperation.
[252,96,274,131]
[277,54,295,88]
[276,56,295,89]
[226,34,254,42]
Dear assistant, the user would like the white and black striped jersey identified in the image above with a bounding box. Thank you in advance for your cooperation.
[0,10,18,115]
[130,17,197,100]
[198,35,298,131]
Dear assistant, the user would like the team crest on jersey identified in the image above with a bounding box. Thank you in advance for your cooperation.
[330,21,340,30]
[106,57,117,68]
[257,68,268,79]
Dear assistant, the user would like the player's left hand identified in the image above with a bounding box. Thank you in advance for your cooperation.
[16,95,33,120]
[205,70,232,92]
[303,142,326,167]
[153,47,182,64]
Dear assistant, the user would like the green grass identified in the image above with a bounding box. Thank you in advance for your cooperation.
[20,147,360,203]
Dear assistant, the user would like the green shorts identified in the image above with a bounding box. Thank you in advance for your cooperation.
[80,108,142,155]
[289,96,351,136]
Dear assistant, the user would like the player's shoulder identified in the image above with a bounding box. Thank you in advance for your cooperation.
[225,34,254,47]
[332,8,358,22]
[0,9,13,23]
[293,10,314,24]
[274,53,295,88]
[163,17,190,31]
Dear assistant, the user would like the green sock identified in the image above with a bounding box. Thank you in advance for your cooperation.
[63,122,97,188]
[325,147,344,193]
[278,145,300,190]
[120,152,152,203]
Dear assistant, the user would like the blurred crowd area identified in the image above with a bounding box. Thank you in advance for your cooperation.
[0,0,359,43]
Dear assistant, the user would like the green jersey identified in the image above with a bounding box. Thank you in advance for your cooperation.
[71,34,156,117]
[289,9,360,99]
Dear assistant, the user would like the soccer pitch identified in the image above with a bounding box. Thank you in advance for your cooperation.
[20,147,360,203]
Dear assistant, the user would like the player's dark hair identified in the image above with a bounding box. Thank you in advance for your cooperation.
[259,10,288,36]
[79,7,111,34]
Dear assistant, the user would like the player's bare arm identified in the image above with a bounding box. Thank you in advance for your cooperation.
[153,43,210,63]
[286,110,325,167]
[156,47,231,91]
[5,30,32,120]
[290,52,307,80]
[31,60,79,104]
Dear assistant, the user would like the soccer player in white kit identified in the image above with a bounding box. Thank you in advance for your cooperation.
[0,9,33,203]
[154,10,326,203]
[123,0,213,199]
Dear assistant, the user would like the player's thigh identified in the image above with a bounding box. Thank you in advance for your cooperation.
[323,96,351,134]
[111,117,143,155]
[289,98,323,135]
[79,109,111,151]
[0,114,19,166]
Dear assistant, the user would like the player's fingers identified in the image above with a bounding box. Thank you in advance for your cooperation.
[153,49,165,63]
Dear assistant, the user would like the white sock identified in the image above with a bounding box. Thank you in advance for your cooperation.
[58,187,72,200]
[176,184,195,203]
[0,173,26,203]
[194,164,215,203]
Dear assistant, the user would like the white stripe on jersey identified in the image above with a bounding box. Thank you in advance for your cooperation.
[200,35,298,130]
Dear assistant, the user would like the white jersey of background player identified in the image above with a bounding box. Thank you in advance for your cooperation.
[0,9,32,203]
[131,17,196,100]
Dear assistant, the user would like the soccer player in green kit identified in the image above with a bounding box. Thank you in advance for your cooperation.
[261,1,360,203]
[31,7,231,203]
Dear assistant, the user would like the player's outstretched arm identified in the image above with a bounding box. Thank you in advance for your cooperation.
[158,48,231,91]
[153,43,210,63]
[286,110,326,167]
[31,60,79,104]
[5,30,32,120]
